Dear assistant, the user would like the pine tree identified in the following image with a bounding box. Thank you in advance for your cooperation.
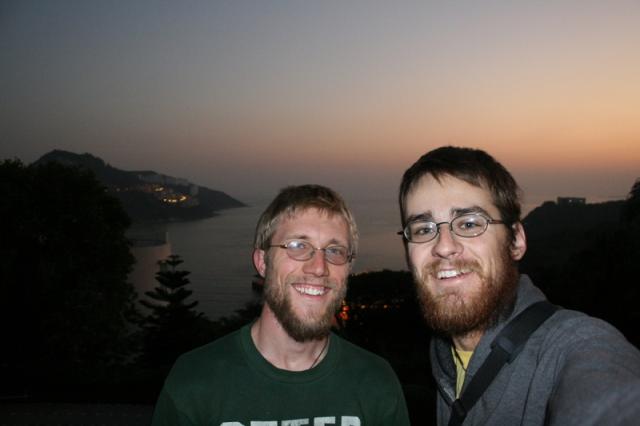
[139,255,212,368]
[141,255,199,319]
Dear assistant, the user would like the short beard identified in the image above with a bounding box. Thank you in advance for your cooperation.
[263,262,346,343]
[414,245,519,337]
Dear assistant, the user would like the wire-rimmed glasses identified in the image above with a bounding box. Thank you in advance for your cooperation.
[270,239,353,265]
[399,213,506,243]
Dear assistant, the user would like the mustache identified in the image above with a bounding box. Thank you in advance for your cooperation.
[423,259,482,277]
[285,276,339,289]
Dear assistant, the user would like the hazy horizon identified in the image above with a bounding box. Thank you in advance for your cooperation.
[10,147,633,209]
[3,1,639,203]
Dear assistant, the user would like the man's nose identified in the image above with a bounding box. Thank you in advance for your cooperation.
[431,224,462,259]
[303,249,330,276]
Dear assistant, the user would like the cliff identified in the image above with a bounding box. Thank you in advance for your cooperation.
[34,150,246,223]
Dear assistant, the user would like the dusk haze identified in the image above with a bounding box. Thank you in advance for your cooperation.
[2,1,639,203]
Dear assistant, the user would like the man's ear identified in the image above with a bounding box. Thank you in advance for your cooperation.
[253,248,267,278]
[510,222,527,261]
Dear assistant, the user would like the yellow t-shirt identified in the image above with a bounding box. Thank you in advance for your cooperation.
[452,346,473,398]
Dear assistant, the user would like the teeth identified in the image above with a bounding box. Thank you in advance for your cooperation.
[438,270,459,279]
[294,285,327,296]
[437,268,471,279]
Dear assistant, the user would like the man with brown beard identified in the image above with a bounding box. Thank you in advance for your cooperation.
[152,184,409,426]
[399,146,640,426]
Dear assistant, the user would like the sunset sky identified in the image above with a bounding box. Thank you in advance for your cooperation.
[2,1,639,204]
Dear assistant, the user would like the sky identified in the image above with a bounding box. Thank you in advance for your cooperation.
[2,0,639,205]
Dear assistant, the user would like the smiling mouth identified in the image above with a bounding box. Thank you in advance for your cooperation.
[292,284,329,296]
[436,268,472,280]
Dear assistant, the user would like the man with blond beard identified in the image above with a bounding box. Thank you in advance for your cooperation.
[399,146,640,425]
[152,184,409,426]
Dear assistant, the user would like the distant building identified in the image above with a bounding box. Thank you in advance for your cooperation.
[557,197,586,206]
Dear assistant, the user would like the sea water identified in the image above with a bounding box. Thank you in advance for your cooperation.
[160,197,406,320]
[134,194,619,320]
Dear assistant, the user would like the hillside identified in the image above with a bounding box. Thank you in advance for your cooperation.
[521,198,624,268]
[34,150,246,223]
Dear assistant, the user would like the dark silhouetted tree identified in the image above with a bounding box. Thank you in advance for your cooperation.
[623,178,640,223]
[139,255,214,370]
[520,179,640,348]
[0,159,137,396]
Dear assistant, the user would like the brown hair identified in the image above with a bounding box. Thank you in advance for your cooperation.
[254,184,358,257]
[399,146,522,240]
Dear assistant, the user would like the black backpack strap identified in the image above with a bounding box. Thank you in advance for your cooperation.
[448,301,559,426]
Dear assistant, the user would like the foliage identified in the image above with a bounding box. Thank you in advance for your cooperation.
[0,159,138,395]
[138,255,216,372]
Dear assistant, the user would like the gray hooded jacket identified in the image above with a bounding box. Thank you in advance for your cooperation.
[431,275,640,426]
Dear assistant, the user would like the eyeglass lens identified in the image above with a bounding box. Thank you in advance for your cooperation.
[405,214,490,243]
[280,240,350,265]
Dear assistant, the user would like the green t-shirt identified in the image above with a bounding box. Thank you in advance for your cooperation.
[152,323,410,426]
